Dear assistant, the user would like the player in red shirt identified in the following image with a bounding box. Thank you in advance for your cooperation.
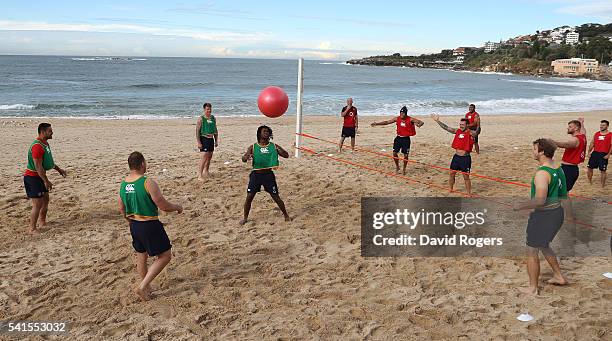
[431,114,478,195]
[339,98,358,153]
[553,118,587,192]
[371,106,424,174]
[464,104,481,154]
[587,120,611,187]
[23,123,67,235]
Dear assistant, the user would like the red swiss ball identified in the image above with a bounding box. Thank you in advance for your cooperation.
[257,86,289,118]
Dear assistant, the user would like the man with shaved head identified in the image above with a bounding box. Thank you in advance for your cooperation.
[339,97,358,153]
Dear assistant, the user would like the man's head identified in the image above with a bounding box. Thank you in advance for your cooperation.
[347,98,353,106]
[532,138,556,161]
[459,118,469,130]
[399,106,408,119]
[203,102,212,116]
[128,151,147,173]
[37,123,53,139]
[468,104,476,113]
[567,120,581,135]
[600,120,609,132]
[257,125,273,141]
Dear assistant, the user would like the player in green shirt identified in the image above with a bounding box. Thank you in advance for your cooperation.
[514,138,569,295]
[118,151,183,301]
[195,102,219,180]
[240,125,290,225]
[23,123,67,235]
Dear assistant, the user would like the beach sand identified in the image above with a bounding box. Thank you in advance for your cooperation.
[0,111,610,340]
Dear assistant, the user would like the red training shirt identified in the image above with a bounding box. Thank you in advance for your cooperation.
[396,116,416,137]
[593,131,612,153]
[342,106,358,128]
[451,129,474,152]
[562,134,587,164]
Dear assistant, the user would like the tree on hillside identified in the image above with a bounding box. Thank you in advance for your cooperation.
[575,37,612,64]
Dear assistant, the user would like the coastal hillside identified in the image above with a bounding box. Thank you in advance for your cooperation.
[348,23,612,79]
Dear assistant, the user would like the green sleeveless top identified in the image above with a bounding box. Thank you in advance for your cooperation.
[253,142,279,170]
[530,166,568,205]
[119,176,159,220]
[27,140,55,172]
[200,115,217,136]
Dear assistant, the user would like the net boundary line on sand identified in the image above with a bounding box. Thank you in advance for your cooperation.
[297,132,612,206]
[296,145,612,233]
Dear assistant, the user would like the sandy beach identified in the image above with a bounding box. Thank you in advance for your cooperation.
[0,111,610,339]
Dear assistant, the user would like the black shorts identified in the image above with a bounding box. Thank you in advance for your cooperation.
[341,127,356,138]
[393,136,411,154]
[561,164,579,191]
[129,220,172,256]
[200,136,215,152]
[450,154,471,173]
[24,176,48,198]
[526,206,564,248]
[469,126,481,143]
[247,171,278,194]
[587,151,608,172]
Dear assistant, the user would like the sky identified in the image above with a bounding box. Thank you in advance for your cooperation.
[0,0,611,60]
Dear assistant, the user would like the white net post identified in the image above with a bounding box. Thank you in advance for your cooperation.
[295,58,304,158]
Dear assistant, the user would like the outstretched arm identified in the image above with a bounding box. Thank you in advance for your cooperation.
[430,114,456,134]
[275,144,290,158]
[554,137,579,149]
[146,178,182,213]
[410,117,424,128]
[53,164,67,177]
[371,117,396,126]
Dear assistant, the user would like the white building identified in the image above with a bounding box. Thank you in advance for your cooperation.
[566,32,579,45]
[483,41,500,53]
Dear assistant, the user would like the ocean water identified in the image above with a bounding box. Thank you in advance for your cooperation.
[1,55,611,119]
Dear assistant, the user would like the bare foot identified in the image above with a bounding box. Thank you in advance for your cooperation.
[239,219,247,225]
[197,176,204,181]
[284,216,292,222]
[395,168,400,174]
[518,286,539,295]
[202,172,210,179]
[546,276,568,286]
[133,286,150,302]
[402,169,407,175]
[38,220,47,227]
[144,284,155,298]
[27,228,41,235]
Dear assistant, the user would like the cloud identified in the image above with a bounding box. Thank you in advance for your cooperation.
[290,15,411,27]
[0,20,271,42]
[0,19,432,60]
[317,41,332,50]
[532,0,612,21]
[166,3,267,21]
[556,1,612,21]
